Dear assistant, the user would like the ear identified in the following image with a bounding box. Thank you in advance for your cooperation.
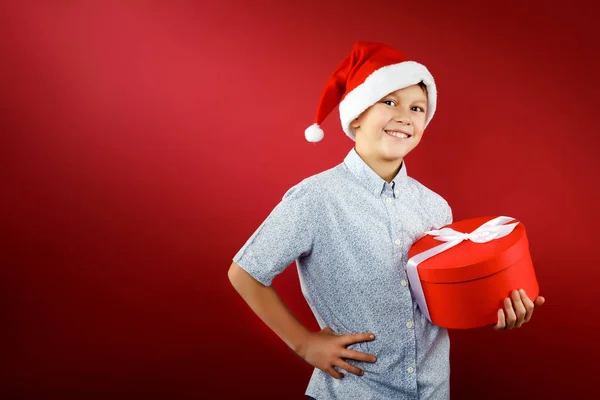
[350,118,360,129]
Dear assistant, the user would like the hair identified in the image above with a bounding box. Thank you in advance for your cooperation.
[418,81,427,93]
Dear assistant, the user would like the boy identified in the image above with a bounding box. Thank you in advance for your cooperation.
[228,41,544,399]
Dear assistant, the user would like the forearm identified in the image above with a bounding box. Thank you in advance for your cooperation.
[228,262,312,355]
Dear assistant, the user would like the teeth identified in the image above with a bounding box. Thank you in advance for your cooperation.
[386,131,409,139]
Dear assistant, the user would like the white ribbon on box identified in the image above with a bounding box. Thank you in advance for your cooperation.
[406,216,520,322]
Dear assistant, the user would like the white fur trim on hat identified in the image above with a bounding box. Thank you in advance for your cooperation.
[339,61,437,141]
[305,123,324,142]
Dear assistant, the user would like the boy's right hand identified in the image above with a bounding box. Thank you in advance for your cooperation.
[297,326,377,379]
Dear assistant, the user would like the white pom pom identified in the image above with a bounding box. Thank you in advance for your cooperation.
[305,123,324,142]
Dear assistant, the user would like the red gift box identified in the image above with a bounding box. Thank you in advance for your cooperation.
[406,216,539,329]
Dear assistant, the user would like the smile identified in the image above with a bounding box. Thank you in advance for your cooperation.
[385,130,412,139]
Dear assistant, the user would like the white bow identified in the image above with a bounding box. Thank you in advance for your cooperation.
[425,217,519,244]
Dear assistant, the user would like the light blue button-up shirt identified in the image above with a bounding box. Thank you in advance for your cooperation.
[233,148,453,399]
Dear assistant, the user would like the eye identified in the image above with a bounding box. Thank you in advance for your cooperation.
[382,100,396,107]
[411,106,425,112]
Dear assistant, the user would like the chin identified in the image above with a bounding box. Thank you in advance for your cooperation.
[379,150,408,162]
[378,145,410,160]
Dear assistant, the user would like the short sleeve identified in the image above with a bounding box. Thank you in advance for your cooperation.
[442,201,453,226]
[415,181,453,229]
[232,181,316,286]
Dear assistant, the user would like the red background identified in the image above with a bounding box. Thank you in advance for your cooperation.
[2,1,599,398]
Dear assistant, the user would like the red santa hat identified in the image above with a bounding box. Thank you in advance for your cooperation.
[305,41,437,143]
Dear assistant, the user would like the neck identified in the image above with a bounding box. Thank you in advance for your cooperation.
[355,147,403,184]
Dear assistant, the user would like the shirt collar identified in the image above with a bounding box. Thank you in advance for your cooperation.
[343,148,408,197]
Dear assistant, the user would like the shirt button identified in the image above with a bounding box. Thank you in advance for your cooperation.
[394,239,401,246]
[401,280,407,286]
[407,367,415,374]
[385,198,392,205]
[394,190,400,196]
[406,321,414,329]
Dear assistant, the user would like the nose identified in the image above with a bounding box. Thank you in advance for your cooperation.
[394,114,411,125]
[393,109,411,125]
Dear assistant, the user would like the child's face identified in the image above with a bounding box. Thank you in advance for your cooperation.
[351,84,428,164]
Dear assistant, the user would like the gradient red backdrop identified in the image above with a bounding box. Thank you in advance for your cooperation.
[2,1,599,399]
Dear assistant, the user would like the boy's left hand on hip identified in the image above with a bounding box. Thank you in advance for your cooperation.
[492,289,545,331]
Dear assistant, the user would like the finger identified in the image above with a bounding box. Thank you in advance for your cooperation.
[519,289,535,323]
[340,333,375,347]
[326,366,344,380]
[511,290,527,327]
[504,297,517,329]
[534,296,546,307]
[340,349,377,363]
[335,359,364,376]
[493,308,505,331]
